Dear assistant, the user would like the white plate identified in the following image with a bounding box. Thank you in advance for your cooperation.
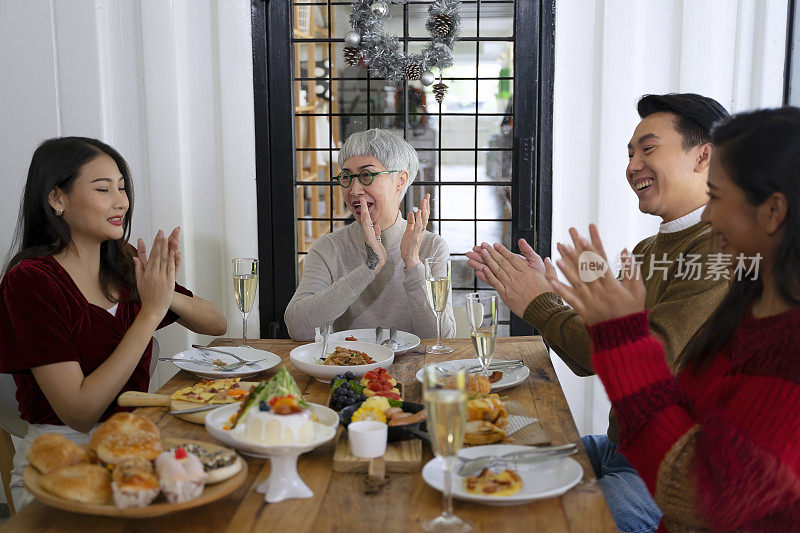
[422,444,583,506]
[168,346,282,379]
[415,359,530,392]
[328,329,421,354]
[205,403,338,457]
[289,341,394,383]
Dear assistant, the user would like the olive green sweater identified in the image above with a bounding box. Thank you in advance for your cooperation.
[523,221,729,441]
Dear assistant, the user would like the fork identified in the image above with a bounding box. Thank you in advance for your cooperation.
[192,345,268,366]
[380,328,399,350]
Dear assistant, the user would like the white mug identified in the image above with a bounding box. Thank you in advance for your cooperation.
[348,421,388,458]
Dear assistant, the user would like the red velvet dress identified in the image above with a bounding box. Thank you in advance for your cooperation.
[0,255,192,425]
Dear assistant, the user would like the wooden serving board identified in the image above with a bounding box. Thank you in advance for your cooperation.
[117,381,259,424]
[333,437,422,474]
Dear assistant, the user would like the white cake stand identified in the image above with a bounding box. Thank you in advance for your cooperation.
[205,403,338,503]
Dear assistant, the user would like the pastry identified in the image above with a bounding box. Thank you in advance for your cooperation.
[155,447,206,503]
[90,412,162,465]
[111,458,160,509]
[40,464,112,505]
[27,433,91,474]
[464,395,508,445]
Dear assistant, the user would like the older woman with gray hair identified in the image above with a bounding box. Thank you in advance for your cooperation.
[285,129,456,341]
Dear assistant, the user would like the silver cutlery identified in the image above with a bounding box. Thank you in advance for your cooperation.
[191,344,267,366]
[192,344,244,361]
[158,357,247,372]
[375,326,383,344]
[434,360,524,376]
[170,404,222,415]
[381,328,399,350]
[317,323,332,363]
[458,444,578,477]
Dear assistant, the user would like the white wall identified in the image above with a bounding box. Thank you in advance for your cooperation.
[0,0,258,392]
[553,0,788,436]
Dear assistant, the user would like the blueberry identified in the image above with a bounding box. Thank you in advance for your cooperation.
[344,371,355,379]
[358,394,367,401]
[334,388,345,397]
[259,400,269,411]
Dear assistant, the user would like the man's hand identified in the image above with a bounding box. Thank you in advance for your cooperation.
[465,239,555,317]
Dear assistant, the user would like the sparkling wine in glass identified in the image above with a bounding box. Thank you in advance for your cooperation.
[422,364,471,533]
[425,257,454,354]
[465,293,498,375]
[232,258,258,346]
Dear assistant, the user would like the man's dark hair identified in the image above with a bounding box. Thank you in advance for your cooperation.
[637,93,730,151]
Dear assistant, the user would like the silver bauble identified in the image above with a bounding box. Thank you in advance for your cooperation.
[420,70,435,86]
[370,1,388,17]
[344,31,361,47]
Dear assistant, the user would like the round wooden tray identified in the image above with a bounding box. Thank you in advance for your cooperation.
[24,438,248,518]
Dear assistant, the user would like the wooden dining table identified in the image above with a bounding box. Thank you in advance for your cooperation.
[4,336,617,532]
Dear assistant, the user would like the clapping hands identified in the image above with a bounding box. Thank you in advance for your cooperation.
[465,238,555,317]
[547,225,645,326]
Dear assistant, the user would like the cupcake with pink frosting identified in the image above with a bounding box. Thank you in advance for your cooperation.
[154,446,206,503]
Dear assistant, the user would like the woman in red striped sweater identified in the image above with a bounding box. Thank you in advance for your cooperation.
[547,107,800,531]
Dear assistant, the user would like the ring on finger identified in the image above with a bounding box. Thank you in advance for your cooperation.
[376,236,382,243]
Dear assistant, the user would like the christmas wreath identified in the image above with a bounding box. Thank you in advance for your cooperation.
[343,0,461,103]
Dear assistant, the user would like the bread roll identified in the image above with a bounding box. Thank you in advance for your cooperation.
[90,412,162,464]
[40,464,112,505]
[27,433,91,474]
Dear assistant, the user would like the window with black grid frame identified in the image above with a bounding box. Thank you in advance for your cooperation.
[291,0,515,336]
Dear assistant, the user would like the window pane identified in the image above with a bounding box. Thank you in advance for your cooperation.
[476,185,511,220]
[441,116,476,149]
[452,259,476,290]
[440,151,476,182]
[439,185,475,219]
[440,221,475,254]
[479,150,512,181]
[477,3,514,38]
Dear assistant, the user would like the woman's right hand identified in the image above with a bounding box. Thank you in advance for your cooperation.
[357,199,387,274]
[133,230,176,323]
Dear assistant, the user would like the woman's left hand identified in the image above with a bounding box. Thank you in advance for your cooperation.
[400,193,430,268]
[545,224,646,326]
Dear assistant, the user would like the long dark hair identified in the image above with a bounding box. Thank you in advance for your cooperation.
[4,137,137,302]
[678,108,800,371]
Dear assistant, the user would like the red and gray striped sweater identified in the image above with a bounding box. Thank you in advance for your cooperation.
[588,309,800,531]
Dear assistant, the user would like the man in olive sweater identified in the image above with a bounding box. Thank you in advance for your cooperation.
[467,93,730,533]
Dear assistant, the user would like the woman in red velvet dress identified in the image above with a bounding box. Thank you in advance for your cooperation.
[546,108,800,530]
[0,137,227,507]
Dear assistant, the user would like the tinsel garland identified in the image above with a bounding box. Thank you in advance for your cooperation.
[348,0,461,82]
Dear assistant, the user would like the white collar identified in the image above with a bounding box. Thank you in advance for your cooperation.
[659,205,706,234]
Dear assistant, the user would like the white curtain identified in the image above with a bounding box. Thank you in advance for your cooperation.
[553,0,788,435]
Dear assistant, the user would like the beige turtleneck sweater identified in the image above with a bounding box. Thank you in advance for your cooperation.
[284,214,457,341]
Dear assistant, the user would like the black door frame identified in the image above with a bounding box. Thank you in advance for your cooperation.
[252,0,554,338]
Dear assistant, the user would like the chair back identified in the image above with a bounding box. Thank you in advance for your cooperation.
[0,374,27,438]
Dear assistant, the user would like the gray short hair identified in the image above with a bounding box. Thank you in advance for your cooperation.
[338,129,419,201]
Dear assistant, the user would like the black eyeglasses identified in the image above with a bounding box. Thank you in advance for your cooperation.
[332,168,401,188]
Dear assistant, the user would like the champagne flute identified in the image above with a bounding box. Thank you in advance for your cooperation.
[425,257,454,354]
[232,258,258,346]
[465,293,498,375]
[422,364,470,533]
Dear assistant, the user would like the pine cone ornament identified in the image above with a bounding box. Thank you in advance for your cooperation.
[432,82,449,104]
[432,14,453,37]
[343,46,362,67]
[404,62,422,81]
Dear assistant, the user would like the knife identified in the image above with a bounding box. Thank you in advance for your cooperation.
[169,404,223,415]
[457,444,578,477]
